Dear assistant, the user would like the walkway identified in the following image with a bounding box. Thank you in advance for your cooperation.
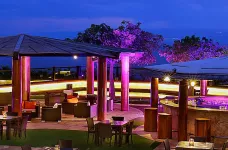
[27,103,143,130]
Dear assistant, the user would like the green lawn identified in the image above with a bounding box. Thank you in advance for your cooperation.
[0,129,160,150]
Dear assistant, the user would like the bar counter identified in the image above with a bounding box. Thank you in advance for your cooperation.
[160,99,228,143]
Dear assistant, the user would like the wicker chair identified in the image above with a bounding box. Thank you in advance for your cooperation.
[163,139,175,150]
[97,123,114,146]
[112,116,124,121]
[191,136,207,142]
[123,121,134,144]
[21,145,32,150]
[58,139,73,148]
[6,112,18,116]
[86,118,95,143]
[17,115,29,138]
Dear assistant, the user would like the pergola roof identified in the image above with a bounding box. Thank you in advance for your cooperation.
[0,34,139,58]
[142,57,228,80]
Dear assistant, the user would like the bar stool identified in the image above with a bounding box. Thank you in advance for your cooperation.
[144,108,157,132]
[158,113,172,139]
[195,118,211,142]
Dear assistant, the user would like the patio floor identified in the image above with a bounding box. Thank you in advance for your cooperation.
[1,103,178,149]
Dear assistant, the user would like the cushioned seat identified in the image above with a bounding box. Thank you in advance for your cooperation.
[41,104,62,122]
[74,102,97,118]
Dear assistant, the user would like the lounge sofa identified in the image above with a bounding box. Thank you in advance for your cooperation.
[62,102,77,114]
[41,104,62,122]
[74,102,97,118]
[8,101,40,118]
[0,92,12,106]
[45,92,65,106]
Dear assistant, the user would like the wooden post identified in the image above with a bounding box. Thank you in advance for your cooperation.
[121,54,129,111]
[150,77,159,107]
[76,66,81,79]
[12,56,22,116]
[52,67,56,81]
[178,79,188,141]
[21,56,30,101]
[97,57,107,121]
[86,57,94,94]
[200,80,208,96]
[144,108,157,132]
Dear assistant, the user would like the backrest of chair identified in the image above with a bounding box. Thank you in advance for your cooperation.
[21,145,32,150]
[222,140,228,150]
[6,112,18,116]
[21,115,29,130]
[192,136,207,142]
[86,118,94,131]
[58,139,73,148]
[163,139,170,150]
[112,116,124,121]
[126,121,134,134]
[0,108,3,115]
[98,123,112,138]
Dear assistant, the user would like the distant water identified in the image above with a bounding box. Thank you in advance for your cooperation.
[0,29,227,68]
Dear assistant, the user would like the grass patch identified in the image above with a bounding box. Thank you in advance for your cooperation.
[0,129,160,150]
[131,117,144,129]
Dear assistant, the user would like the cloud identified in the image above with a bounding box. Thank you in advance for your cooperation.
[0,17,134,34]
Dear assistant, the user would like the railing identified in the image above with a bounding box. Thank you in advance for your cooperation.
[0,66,150,85]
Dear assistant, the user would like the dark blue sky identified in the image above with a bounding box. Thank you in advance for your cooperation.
[0,0,228,67]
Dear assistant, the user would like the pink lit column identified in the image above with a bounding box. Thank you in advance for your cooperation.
[121,54,129,111]
[22,56,30,101]
[150,77,159,107]
[86,57,94,94]
[200,80,208,96]
[12,55,22,116]
[97,57,107,121]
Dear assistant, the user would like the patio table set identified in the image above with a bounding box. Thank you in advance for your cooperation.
[86,116,134,147]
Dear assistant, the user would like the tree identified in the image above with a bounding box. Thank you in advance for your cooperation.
[159,35,226,63]
[70,23,118,100]
[67,21,164,100]
[112,21,163,65]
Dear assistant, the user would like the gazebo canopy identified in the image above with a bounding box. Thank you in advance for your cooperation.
[143,57,228,80]
[0,34,139,58]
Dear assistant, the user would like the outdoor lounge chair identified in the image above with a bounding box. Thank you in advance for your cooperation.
[74,102,97,118]
[58,139,73,148]
[41,104,62,122]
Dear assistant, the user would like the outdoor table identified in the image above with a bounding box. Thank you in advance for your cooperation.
[176,141,214,150]
[0,115,20,140]
[94,120,129,146]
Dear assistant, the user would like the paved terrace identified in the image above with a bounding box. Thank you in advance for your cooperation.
[0,103,178,149]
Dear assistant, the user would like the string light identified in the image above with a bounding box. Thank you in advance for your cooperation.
[190,81,196,87]
[73,55,78,59]
[164,76,171,82]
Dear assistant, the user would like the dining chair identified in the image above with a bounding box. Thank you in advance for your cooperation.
[6,112,18,116]
[21,145,32,150]
[97,123,114,146]
[190,136,207,142]
[17,115,29,138]
[58,139,73,148]
[123,120,134,144]
[163,139,171,150]
[112,116,124,121]
[86,117,95,143]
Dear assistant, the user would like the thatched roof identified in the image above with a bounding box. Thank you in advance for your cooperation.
[0,34,139,58]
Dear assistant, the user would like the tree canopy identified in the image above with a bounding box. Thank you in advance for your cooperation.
[67,21,164,65]
[159,35,226,63]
